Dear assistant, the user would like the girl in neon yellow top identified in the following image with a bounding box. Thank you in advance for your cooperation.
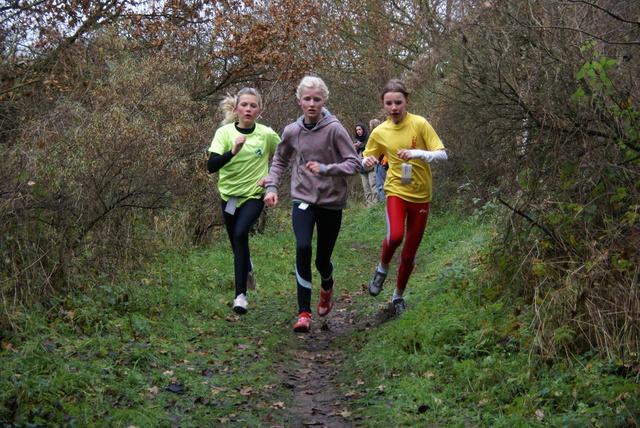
[362,79,448,316]
[207,88,280,314]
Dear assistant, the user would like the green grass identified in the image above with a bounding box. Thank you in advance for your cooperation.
[336,205,640,427]
[1,203,639,426]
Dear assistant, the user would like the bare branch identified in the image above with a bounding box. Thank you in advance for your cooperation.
[565,0,640,28]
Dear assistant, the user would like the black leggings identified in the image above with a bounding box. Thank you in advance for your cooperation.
[292,203,342,313]
[221,197,264,297]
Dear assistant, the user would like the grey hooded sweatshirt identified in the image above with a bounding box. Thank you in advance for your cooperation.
[265,111,360,209]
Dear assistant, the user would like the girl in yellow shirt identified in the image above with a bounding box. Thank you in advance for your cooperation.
[362,79,448,316]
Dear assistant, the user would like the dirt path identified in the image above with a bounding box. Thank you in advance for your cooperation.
[274,289,395,428]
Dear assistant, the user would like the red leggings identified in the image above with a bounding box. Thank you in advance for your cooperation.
[381,196,430,291]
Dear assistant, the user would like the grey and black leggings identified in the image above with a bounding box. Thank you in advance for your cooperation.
[292,203,342,314]
[221,197,264,298]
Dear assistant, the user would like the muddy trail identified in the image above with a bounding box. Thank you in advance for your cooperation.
[274,288,396,428]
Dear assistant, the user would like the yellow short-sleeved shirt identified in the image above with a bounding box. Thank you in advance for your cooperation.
[363,113,444,203]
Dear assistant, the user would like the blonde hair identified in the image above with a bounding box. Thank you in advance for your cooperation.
[369,118,381,130]
[296,76,329,101]
[219,87,263,124]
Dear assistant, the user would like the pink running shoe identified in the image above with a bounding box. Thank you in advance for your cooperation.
[317,287,334,317]
[293,312,311,333]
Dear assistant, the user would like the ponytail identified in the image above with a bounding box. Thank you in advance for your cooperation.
[219,87,263,125]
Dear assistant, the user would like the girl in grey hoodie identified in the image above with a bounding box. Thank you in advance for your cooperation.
[263,76,360,333]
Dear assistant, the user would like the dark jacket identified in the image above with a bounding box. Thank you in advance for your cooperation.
[354,122,369,156]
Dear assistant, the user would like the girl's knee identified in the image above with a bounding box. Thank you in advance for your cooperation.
[387,235,404,249]
[400,253,417,267]
[232,232,249,243]
[297,243,312,256]
[315,259,332,274]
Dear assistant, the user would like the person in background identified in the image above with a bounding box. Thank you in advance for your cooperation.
[354,122,378,207]
[263,76,360,333]
[369,118,387,202]
[362,79,448,316]
[207,88,280,314]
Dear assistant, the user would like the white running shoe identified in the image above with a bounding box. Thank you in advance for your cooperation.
[233,293,248,314]
[369,269,387,296]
